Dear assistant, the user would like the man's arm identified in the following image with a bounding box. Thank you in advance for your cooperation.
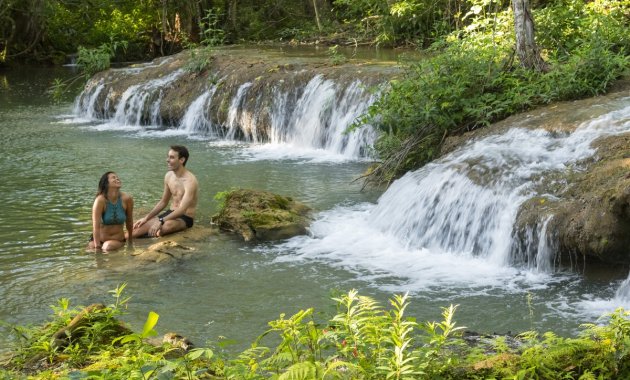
[133,175,172,229]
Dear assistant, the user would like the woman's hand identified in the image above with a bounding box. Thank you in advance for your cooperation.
[133,217,146,229]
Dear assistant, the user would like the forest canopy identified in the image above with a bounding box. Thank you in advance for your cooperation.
[0,0,586,64]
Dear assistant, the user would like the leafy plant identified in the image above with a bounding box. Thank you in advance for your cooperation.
[49,37,128,103]
[356,0,629,184]
[327,45,348,66]
[3,289,630,379]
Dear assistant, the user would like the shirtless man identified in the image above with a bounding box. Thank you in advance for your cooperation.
[132,145,199,238]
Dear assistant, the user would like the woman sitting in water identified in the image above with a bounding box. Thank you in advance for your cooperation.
[88,171,134,252]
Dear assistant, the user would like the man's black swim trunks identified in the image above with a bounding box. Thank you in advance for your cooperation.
[159,210,194,228]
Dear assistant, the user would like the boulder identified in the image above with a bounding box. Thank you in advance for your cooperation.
[212,189,311,241]
[516,133,630,264]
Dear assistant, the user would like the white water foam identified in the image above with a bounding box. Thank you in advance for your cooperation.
[263,75,377,160]
[237,143,369,164]
[269,102,630,296]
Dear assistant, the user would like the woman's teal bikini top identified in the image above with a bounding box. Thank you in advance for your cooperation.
[102,197,126,225]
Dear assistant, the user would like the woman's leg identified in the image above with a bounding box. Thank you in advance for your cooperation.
[102,240,125,252]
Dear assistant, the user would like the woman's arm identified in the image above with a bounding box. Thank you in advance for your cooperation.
[124,193,134,245]
[91,196,105,249]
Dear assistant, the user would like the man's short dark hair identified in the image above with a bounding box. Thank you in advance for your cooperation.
[171,145,190,166]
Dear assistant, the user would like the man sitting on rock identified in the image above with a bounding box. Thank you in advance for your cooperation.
[132,145,199,238]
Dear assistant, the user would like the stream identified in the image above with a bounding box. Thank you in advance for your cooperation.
[1,57,630,353]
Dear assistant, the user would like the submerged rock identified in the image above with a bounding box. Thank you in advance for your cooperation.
[213,188,311,241]
[131,240,196,263]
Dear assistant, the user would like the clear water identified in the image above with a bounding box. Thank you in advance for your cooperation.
[1,66,629,356]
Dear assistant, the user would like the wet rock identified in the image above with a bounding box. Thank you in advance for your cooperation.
[131,240,196,263]
[213,188,311,241]
[50,304,130,349]
[443,88,630,265]
[516,133,630,265]
[79,47,398,135]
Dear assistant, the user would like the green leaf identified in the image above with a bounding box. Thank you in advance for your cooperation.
[141,311,159,338]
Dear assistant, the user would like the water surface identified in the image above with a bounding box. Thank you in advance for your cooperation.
[1,65,629,355]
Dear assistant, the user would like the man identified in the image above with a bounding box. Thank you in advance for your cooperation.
[132,145,199,238]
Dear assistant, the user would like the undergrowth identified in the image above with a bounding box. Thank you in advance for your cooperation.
[2,285,630,379]
[356,0,629,185]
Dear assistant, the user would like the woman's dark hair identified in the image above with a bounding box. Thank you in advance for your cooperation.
[96,171,115,199]
[170,145,189,166]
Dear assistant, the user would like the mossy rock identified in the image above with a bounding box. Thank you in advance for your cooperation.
[213,189,311,241]
[515,133,630,264]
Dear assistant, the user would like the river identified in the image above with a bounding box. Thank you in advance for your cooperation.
[1,61,629,354]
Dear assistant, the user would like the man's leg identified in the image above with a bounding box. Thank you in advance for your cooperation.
[132,217,158,238]
[157,219,188,237]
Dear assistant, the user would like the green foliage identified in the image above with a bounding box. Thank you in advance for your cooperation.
[200,8,226,47]
[3,289,630,379]
[48,37,127,103]
[44,1,155,61]
[332,0,469,47]
[359,0,630,183]
[327,45,348,66]
[112,311,159,345]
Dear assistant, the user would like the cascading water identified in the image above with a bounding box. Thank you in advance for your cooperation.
[272,101,630,294]
[178,87,218,136]
[226,82,253,140]
[75,66,379,159]
[215,74,378,157]
[264,75,377,157]
[73,81,106,120]
[111,69,184,126]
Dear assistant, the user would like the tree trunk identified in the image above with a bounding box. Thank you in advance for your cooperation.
[512,0,547,71]
[312,0,322,32]
[161,0,167,56]
[229,0,238,38]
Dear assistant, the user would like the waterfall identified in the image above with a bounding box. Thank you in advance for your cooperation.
[111,69,184,126]
[513,215,557,272]
[75,66,379,159]
[371,106,630,265]
[178,87,218,136]
[217,74,377,155]
[273,101,630,291]
[226,82,253,140]
[73,81,106,119]
[263,75,377,157]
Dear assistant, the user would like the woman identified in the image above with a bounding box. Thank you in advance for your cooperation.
[88,171,134,252]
